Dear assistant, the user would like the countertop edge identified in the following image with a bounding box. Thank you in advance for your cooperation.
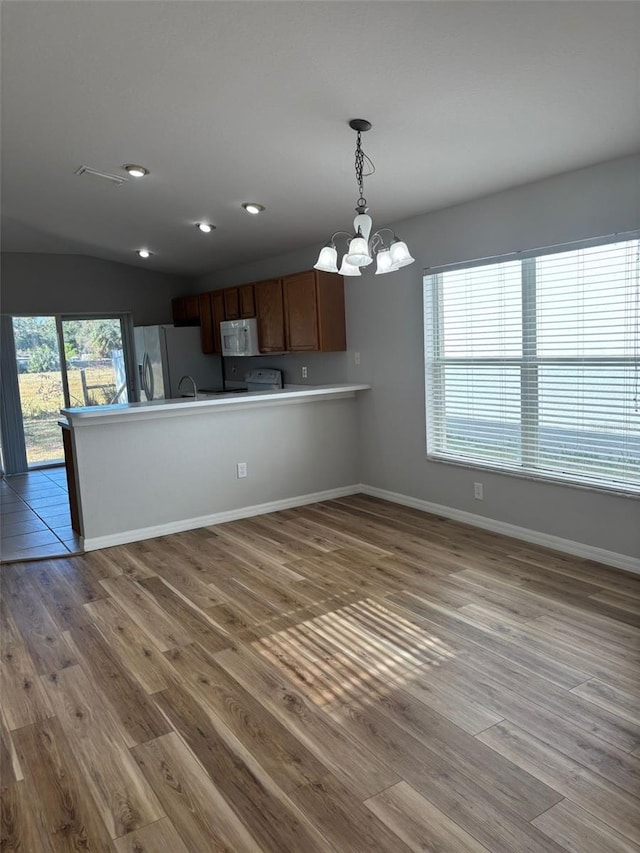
[61,384,371,427]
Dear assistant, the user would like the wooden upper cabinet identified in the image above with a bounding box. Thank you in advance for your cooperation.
[192,269,345,354]
[211,291,225,354]
[283,270,346,352]
[172,295,200,326]
[199,290,226,354]
[315,270,346,352]
[172,297,186,325]
[185,296,200,324]
[224,288,240,320]
[255,279,285,353]
[199,293,214,353]
[239,284,256,318]
[283,271,318,351]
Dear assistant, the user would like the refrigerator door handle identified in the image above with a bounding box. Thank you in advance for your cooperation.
[147,352,155,399]
[141,353,148,399]
[143,352,154,400]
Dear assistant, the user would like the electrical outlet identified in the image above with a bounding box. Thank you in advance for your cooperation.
[355,351,361,365]
[474,482,484,500]
[302,366,308,379]
[236,462,248,479]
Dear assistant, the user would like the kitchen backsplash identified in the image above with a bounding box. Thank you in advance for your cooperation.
[223,352,351,387]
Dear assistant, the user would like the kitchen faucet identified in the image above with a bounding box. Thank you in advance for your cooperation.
[178,375,197,398]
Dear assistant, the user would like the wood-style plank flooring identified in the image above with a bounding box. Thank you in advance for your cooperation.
[1,494,639,852]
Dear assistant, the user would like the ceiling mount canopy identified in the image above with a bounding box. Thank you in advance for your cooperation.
[315,119,414,277]
[348,118,372,133]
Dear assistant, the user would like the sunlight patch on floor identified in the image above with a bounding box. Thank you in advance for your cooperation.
[252,597,457,709]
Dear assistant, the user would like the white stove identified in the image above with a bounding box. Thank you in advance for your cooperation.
[244,368,283,392]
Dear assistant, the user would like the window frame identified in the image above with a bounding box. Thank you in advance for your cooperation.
[1,311,137,474]
[423,231,640,498]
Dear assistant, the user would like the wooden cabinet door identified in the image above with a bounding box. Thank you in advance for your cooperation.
[315,270,346,352]
[224,288,240,320]
[185,296,200,324]
[173,295,200,326]
[172,297,186,325]
[239,284,256,318]
[283,271,318,351]
[199,293,214,353]
[212,291,225,354]
[255,279,285,353]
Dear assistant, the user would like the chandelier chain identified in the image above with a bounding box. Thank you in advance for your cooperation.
[313,118,414,275]
[354,131,367,209]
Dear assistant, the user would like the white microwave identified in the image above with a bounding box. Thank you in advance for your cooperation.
[220,318,261,357]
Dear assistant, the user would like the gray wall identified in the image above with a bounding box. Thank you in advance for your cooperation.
[1,253,190,325]
[195,154,640,559]
[75,397,360,544]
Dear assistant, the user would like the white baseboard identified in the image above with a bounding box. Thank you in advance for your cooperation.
[81,484,362,552]
[360,484,640,575]
[83,480,639,575]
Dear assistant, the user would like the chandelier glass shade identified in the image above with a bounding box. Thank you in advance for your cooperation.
[314,119,415,276]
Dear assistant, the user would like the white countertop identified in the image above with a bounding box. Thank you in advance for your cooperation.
[61,383,370,426]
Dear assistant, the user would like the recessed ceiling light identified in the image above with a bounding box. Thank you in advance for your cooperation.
[242,203,265,215]
[124,164,149,178]
[137,249,151,258]
[196,222,215,233]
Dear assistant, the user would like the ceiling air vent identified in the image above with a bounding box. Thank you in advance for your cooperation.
[74,165,128,187]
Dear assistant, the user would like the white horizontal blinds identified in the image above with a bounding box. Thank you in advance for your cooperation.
[426,261,523,465]
[424,237,640,494]
[533,242,639,488]
[440,261,522,357]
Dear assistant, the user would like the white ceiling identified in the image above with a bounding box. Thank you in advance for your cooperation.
[2,1,639,276]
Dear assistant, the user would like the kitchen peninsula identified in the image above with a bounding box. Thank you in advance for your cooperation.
[62,384,369,551]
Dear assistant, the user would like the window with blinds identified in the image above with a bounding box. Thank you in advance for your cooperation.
[424,236,640,494]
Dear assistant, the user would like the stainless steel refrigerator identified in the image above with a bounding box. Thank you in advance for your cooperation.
[133,325,222,401]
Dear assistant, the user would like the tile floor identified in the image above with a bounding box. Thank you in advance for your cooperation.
[1,467,82,562]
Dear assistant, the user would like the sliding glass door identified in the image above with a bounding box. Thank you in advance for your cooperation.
[12,316,66,466]
[3,313,134,472]
[60,317,130,408]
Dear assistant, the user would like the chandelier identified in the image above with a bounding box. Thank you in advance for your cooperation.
[314,119,415,277]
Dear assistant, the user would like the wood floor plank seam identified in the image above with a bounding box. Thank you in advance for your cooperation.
[530,797,640,853]
[484,711,640,799]
[477,720,640,846]
[2,495,639,853]
[386,591,594,689]
[111,814,170,841]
